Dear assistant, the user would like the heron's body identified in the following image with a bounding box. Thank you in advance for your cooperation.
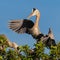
[9,19,40,38]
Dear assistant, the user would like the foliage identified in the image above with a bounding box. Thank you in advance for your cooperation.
[0,34,60,60]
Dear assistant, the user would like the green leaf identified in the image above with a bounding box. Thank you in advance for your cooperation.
[0,56,3,60]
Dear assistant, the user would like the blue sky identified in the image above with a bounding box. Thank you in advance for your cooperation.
[0,0,60,48]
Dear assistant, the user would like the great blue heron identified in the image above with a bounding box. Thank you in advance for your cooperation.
[36,28,56,48]
[9,8,44,39]
[45,28,56,48]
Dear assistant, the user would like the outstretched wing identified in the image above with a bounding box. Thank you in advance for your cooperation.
[8,19,34,34]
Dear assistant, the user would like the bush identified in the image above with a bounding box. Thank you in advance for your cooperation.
[0,34,60,60]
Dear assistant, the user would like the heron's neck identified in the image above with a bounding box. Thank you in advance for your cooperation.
[34,13,40,28]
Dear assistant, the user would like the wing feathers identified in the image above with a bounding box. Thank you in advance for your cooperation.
[8,19,34,34]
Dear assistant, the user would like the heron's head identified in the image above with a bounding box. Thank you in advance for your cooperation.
[27,8,40,19]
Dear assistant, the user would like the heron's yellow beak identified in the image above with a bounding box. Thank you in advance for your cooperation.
[27,12,33,19]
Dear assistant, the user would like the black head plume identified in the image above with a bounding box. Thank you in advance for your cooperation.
[33,8,36,12]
